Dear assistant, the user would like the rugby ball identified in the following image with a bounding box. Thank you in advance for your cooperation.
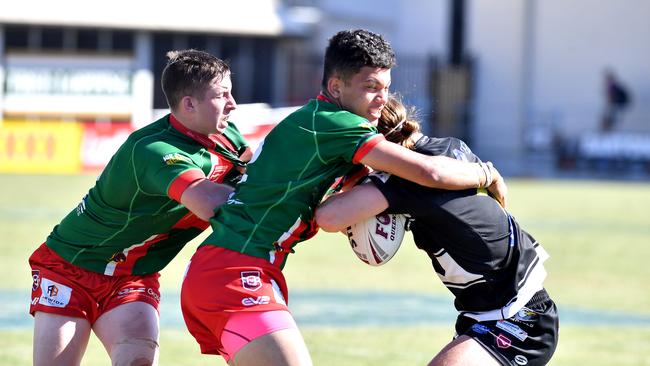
[345,213,407,266]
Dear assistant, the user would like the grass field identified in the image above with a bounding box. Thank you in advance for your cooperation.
[1,174,650,365]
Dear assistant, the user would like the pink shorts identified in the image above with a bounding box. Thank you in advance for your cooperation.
[180,245,292,358]
[29,244,161,324]
[221,310,298,361]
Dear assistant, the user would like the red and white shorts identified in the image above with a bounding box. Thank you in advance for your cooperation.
[181,245,295,359]
[29,243,161,324]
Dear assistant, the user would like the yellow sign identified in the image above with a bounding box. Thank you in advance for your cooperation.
[0,121,83,173]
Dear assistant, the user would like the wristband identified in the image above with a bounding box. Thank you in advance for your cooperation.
[478,162,492,188]
[483,161,493,187]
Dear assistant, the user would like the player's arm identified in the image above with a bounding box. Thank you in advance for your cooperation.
[359,139,507,207]
[315,183,387,232]
[179,179,234,221]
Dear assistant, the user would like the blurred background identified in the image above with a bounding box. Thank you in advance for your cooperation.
[1,0,649,178]
[1,1,650,365]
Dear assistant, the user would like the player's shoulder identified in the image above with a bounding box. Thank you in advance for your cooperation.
[414,135,477,162]
[304,98,375,131]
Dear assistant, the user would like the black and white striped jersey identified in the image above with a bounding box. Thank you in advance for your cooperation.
[369,135,548,321]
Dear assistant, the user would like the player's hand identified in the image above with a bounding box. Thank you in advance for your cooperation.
[486,162,508,208]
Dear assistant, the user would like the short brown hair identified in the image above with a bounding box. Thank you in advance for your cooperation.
[161,49,230,110]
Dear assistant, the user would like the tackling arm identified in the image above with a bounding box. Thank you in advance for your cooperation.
[180,179,234,221]
[315,183,388,232]
[359,140,507,207]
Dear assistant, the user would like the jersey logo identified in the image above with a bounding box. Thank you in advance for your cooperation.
[163,153,193,165]
[75,194,88,216]
[359,122,374,130]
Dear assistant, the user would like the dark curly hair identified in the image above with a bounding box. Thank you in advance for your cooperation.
[321,29,396,89]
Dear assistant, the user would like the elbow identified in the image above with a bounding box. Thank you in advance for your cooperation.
[315,208,346,233]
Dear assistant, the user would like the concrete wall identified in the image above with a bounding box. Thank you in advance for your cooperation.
[467,0,650,174]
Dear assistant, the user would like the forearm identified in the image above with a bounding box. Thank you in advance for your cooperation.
[419,155,487,189]
[181,179,235,221]
[316,184,389,232]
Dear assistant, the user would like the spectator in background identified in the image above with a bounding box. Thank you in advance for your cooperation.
[29,49,251,366]
[601,68,631,132]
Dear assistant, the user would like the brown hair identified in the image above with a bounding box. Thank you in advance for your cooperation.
[378,95,421,149]
[161,49,230,111]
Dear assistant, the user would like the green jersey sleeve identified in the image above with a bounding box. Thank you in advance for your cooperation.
[312,107,383,164]
[133,140,204,197]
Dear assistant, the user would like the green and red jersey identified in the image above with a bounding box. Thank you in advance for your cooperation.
[203,96,384,268]
[46,114,249,276]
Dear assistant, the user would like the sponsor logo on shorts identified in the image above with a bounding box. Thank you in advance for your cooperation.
[241,271,262,291]
[514,307,539,322]
[38,278,72,308]
[496,320,528,341]
[242,295,271,306]
[496,334,512,349]
[147,288,161,302]
[32,270,40,291]
[47,284,58,297]
[116,287,160,302]
[471,323,490,335]
[117,287,145,297]
[514,355,529,365]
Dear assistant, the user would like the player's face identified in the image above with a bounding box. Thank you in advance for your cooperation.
[195,74,237,135]
[337,67,391,124]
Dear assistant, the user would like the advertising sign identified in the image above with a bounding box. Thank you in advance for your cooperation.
[0,121,83,173]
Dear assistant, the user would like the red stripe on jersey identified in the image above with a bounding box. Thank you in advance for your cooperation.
[174,211,210,231]
[169,114,216,150]
[168,169,205,202]
[206,152,234,183]
[170,113,240,155]
[110,235,169,276]
[108,212,208,276]
[316,93,335,104]
[272,218,320,267]
[352,134,385,164]
[211,133,237,154]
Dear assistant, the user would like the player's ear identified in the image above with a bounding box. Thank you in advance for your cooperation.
[327,76,342,98]
[181,96,195,112]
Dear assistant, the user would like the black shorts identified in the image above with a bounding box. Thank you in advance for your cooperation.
[455,289,559,366]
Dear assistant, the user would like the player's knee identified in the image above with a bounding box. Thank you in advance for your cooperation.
[110,337,159,366]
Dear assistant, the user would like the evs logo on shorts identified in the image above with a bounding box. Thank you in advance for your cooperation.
[39,278,72,308]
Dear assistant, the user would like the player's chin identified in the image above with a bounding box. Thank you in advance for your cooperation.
[367,110,382,123]
[215,120,229,133]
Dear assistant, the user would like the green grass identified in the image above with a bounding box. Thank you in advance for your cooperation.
[1,174,650,365]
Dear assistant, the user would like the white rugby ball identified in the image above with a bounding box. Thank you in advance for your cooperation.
[346,213,407,266]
